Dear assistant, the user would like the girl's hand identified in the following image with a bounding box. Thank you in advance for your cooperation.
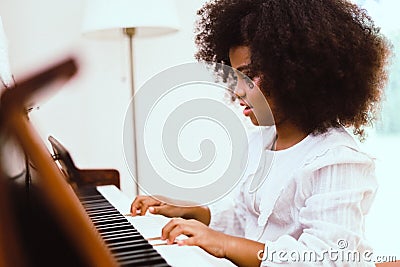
[130,196,211,225]
[161,217,227,258]
[130,195,185,217]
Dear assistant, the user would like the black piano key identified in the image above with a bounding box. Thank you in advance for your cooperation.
[80,199,106,205]
[86,208,119,216]
[82,203,109,208]
[107,238,149,248]
[91,218,127,226]
[96,222,134,232]
[102,235,141,245]
[103,232,142,243]
[109,242,153,254]
[76,187,171,266]
[113,247,159,258]
[119,254,169,266]
[98,225,135,235]
[89,213,122,220]
[147,264,172,267]
[90,214,123,222]
[117,250,165,263]
[100,228,139,238]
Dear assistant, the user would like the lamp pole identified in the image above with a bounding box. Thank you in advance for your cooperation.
[123,27,140,197]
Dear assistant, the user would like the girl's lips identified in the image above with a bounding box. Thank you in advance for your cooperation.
[243,106,253,116]
[239,100,253,116]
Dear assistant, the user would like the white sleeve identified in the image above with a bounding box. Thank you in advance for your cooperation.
[261,158,378,267]
[208,127,273,237]
[208,182,246,236]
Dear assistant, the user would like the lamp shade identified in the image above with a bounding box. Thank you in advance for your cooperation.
[82,0,180,38]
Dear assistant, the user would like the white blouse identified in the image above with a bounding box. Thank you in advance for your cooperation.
[208,126,377,267]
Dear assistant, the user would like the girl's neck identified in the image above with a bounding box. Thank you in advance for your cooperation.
[274,120,308,151]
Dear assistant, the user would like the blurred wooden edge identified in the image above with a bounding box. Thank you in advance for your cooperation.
[0,57,117,267]
[0,168,26,267]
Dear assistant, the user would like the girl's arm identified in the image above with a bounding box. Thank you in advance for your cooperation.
[161,217,263,267]
[224,235,264,267]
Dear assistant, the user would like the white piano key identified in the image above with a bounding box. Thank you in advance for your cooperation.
[97,185,236,267]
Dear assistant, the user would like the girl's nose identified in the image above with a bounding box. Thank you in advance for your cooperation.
[233,83,246,98]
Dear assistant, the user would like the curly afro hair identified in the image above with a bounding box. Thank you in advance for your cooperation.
[195,0,391,139]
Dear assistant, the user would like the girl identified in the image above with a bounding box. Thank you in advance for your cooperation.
[131,0,391,266]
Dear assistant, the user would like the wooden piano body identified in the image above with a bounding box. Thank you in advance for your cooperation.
[0,57,235,267]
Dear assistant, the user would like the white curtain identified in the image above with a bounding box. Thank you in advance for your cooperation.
[356,0,400,134]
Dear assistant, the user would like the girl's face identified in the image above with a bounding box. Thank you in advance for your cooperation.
[229,46,274,126]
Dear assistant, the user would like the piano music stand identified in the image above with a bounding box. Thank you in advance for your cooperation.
[48,135,120,189]
[0,57,118,267]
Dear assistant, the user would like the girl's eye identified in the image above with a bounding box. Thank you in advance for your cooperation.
[242,73,255,89]
[237,69,255,88]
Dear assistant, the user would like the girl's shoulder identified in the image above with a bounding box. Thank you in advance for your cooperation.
[301,127,375,171]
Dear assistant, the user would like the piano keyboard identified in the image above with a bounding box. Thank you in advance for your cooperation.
[77,186,171,267]
[91,185,236,267]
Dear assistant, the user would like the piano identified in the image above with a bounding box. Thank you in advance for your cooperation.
[0,57,235,267]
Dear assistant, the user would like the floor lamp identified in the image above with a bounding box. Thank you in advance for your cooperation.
[81,0,180,196]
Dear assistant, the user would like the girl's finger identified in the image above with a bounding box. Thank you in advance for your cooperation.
[161,217,184,240]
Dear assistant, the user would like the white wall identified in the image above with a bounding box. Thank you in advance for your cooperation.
[0,0,208,200]
[1,0,399,260]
